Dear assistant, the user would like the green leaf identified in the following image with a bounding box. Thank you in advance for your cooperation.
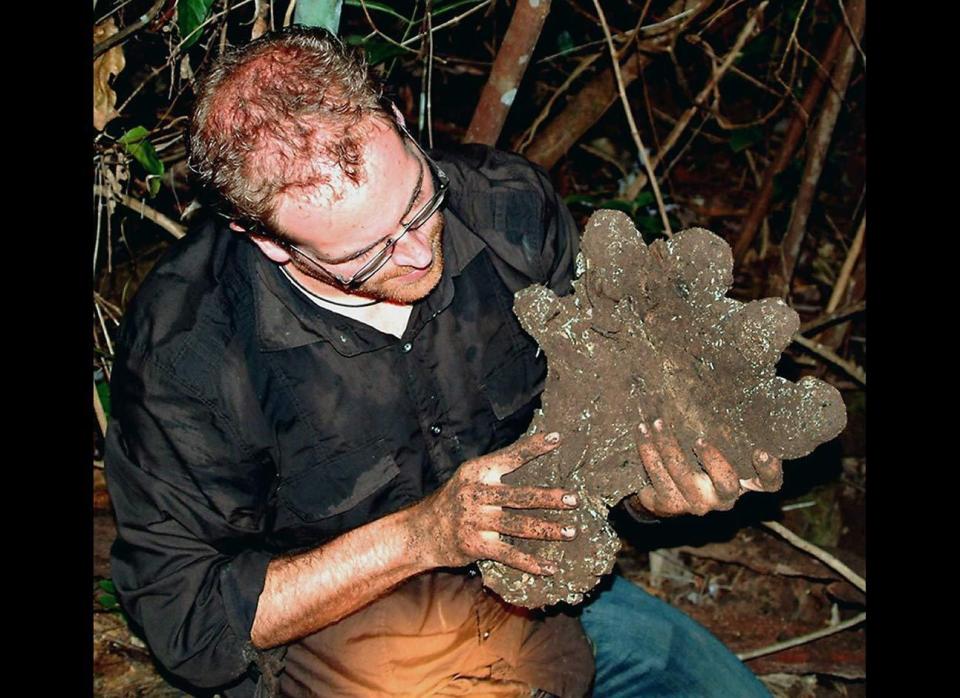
[178,0,216,49]
[344,0,407,22]
[563,193,604,208]
[119,126,165,197]
[95,380,111,420]
[556,30,575,54]
[98,593,118,610]
[119,127,163,176]
[296,0,344,33]
[728,127,763,153]
[98,579,116,594]
[632,191,655,208]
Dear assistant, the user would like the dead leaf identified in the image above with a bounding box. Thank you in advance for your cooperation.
[94,17,126,131]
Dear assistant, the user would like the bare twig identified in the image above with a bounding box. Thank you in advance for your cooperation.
[359,0,418,54]
[427,4,435,148]
[775,0,810,78]
[701,0,750,32]
[791,334,866,386]
[688,34,785,100]
[94,291,124,322]
[96,0,137,24]
[220,0,232,53]
[251,0,270,39]
[775,0,866,296]
[743,150,771,251]
[526,0,709,170]
[93,0,165,58]
[798,301,865,335]
[401,0,492,47]
[94,300,115,359]
[825,215,865,314]
[836,0,866,68]
[732,9,853,266]
[686,35,789,131]
[737,611,865,661]
[515,52,602,152]
[592,0,672,235]
[95,186,186,239]
[114,0,255,117]
[283,0,297,27]
[761,521,865,592]
[623,1,768,202]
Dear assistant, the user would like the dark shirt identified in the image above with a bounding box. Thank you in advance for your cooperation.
[105,144,581,693]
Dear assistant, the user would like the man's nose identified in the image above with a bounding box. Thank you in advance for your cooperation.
[391,228,434,269]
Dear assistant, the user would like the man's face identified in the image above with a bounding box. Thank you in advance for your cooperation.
[268,118,445,305]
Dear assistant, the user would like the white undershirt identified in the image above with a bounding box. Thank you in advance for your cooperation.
[280,266,413,338]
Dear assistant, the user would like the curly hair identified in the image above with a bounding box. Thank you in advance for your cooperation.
[189,26,389,233]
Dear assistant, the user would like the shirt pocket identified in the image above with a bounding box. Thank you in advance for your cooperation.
[479,347,545,422]
[277,437,402,522]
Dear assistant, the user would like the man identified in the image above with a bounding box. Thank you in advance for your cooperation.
[105,26,779,697]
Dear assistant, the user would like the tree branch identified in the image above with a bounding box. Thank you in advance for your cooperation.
[773,0,866,297]
[464,0,552,145]
[760,521,866,593]
[622,1,767,202]
[95,186,186,239]
[798,300,864,335]
[592,0,672,235]
[525,0,709,170]
[93,0,166,58]
[731,11,850,265]
[737,611,865,662]
[791,334,866,386]
[825,214,865,314]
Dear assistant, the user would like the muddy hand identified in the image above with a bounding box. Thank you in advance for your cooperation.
[629,418,770,518]
[413,432,580,576]
[738,448,783,493]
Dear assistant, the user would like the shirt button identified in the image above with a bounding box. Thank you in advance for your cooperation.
[430,424,442,435]
[401,342,413,353]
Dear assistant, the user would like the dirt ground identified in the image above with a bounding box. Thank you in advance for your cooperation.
[94,431,866,696]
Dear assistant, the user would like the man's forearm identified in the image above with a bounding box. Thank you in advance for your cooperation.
[250,502,433,649]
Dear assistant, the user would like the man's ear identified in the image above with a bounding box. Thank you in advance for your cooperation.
[232,223,292,264]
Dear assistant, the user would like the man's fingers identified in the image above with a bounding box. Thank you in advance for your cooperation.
[481,540,556,576]
[652,419,716,515]
[635,486,666,517]
[497,511,577,541]
[481,484,578,510]
[637,422,690,516]
[752,449,784,491]
[693,438,740,503]
[488,432,561,478]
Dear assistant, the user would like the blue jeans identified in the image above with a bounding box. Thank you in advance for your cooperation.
[578,575,771,697]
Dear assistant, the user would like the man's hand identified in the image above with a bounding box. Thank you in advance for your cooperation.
[414,432,580,576]
[627,418,783,519]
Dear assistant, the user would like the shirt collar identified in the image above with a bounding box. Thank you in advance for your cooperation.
[249,191,487,355]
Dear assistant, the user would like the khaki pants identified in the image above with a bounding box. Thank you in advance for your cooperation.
[280,570,594,697]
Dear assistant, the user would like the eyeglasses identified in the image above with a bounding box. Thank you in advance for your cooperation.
[287,126,449,290]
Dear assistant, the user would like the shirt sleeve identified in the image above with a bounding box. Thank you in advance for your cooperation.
[443,144,581,296]
[104,348,277,690]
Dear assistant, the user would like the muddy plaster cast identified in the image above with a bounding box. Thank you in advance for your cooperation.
[479,210,847,608]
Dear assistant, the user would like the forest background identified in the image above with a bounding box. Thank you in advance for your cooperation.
[91,1,867,695]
